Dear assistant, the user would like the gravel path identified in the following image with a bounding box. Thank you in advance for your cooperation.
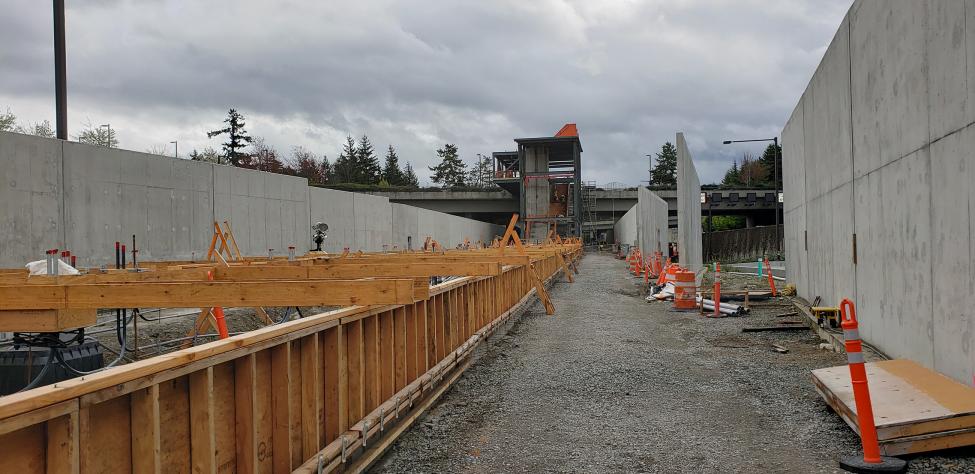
[371,253,975,473]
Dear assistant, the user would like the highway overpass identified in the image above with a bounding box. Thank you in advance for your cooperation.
[365,187,783,237]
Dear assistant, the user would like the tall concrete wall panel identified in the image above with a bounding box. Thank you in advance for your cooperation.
[613,204,638,247]
[676,132,702,272]
[308,187,356,253]
[62,142,215,263]
[783,0,975,384]
[637,187,668,257]
[213,165,309,257]
[0,133,63,267]
[352,193,393,252]
[1,131,505,267]
[391,203,419,250]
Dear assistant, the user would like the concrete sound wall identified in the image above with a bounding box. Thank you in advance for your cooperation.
[613,203,638,247]
[0,132,505,266]
[782,0,975,384]
[637,187,669,258]
[676,132,703,272]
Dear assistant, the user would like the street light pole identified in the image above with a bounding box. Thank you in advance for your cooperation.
[646,154,653,184]
[53,0,67,140]
[170,140,178,158]
[722,137,781,253]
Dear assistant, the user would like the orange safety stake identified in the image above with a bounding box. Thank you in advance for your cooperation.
[837,299,907,473]
[207,270,230,339]
[713,262,721,317]
[763,256,778,297]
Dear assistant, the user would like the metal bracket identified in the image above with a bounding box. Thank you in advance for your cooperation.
[341,436,348,463]
[394,396,401,419]
[379,406,385,433]
[362,420,370,448]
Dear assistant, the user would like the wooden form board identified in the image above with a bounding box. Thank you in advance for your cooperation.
[812,359,975,455]
[0,242,582,473]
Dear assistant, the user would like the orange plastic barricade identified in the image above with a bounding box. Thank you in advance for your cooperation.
[837,299,907,473]
[673,271,697,310]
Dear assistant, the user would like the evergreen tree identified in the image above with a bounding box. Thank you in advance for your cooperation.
[356,135,381,183]
[467,154,494,187]
[650,142,677,186]
[382,145,406,185]
[403,162,420,187]
[429,144,467,187]
[320,155,333,184]
[332,135,357,183]
[207,109,253,166]
[758,143,782,187]
[721,159,741,186]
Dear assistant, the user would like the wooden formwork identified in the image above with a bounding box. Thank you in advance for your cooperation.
[0,233,582,473]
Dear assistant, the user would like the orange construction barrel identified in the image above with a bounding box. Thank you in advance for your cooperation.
[673,271,697,311]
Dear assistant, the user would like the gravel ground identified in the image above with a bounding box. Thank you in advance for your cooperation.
[371,252,975,473]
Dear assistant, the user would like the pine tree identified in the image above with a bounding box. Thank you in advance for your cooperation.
[758,143,782,187]
[207,109,253,166]
[356,135,381,184]
[403,162,420,188]
[382,145,406,185]
[320,155,333,184]
[332,136,357,183]
[467,154,494,188]
[650,142,677,186]
[721,159,741,186]
[429,144,467,187]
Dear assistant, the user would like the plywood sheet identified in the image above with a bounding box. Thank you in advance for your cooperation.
[813,359,975,454]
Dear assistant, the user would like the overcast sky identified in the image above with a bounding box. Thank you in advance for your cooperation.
[1,0,851,186]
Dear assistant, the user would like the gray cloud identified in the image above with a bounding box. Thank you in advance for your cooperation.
[1,0,851,185]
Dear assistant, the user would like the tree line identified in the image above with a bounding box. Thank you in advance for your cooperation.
[646,140,781,188]
[2,107,498,189]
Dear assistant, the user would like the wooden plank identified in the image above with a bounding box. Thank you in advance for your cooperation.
[346,319,365,429]
[0,309,97,332]
[812,359,975,453]
[363,314,381,413]
[157,376,191,474]
[234,354,258,474]
[299,334,320,460]
[188,367,216,474]
[46,411,79,474]
[131,385,161,474]
[270,343,293,474]
[0,279,416,310]
[322,325,347,444]
[379,310,395,401]
[418,300,430,374]
[288,342,303,469]
[0,423,45,472]
[254,350,273,473]
[405,303,418,382]
[393,306,407,392]
[84,397,131,473]
[212,362,237,473]
[0,399,77,436]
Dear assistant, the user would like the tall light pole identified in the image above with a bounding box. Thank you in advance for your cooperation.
[100,124,112,147]
[722,137,781,253]
[170,140,178,158]
[646,154,653,184]
[54,0,67,139]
